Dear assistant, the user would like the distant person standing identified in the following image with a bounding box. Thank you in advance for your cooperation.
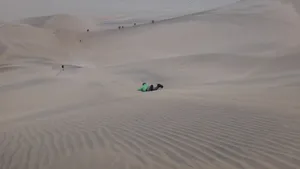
[56,64,65,76]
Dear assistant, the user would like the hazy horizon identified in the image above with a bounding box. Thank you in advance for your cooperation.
[1,0,238,21]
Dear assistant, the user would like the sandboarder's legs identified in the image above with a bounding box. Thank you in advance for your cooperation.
[149,84,163,91]
[157,84,163,88]
[153,85,159,90]
[148,85,154,91]
[153,84,163,90]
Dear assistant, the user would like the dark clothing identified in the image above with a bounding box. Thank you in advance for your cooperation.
[147,84,163,91]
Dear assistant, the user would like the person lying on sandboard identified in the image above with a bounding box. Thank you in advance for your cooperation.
[138,82,163,92]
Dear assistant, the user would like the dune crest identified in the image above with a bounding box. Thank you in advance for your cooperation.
[19,14,98,32]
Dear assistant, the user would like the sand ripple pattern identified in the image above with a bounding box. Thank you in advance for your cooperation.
[1,102,300,169]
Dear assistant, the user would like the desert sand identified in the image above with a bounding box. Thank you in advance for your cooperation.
[1,0,300,168]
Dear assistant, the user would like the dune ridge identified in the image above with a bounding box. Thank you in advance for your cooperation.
[19,14,98,31]
[1,0,300,169]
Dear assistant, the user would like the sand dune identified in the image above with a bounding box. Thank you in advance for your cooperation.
[1,0,300,169]
[19,14,98,32]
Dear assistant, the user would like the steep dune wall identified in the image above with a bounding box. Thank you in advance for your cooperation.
[19,14,97,32]
[0,23,67,62]
[0,15,91,63]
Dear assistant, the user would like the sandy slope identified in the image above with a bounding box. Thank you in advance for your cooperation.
[1,0,300,169]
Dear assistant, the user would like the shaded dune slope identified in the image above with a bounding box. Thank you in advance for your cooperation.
[19,14,97,32]
[1,0,300,169]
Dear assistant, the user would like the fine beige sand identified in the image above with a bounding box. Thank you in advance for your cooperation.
[1,0,300,168]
